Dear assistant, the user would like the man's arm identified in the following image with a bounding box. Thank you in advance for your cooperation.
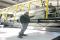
[29,15,35,18]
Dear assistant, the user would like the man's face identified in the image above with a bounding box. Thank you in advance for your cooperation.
[25,12,29,15]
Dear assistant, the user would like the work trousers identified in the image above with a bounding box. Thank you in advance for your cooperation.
[19,23,28,35]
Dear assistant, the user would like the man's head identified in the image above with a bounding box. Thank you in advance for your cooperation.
[24,12,29,15]
[49,3,52,6]
[43,1,45,3]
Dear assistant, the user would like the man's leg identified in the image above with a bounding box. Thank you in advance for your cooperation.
[18,23,28,38]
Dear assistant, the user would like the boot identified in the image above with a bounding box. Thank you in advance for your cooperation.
[18,34,23,38]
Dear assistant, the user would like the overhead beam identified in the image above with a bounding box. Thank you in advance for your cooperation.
[0,6,6,8]
[0,1,15,5]
[0,6,6,9]
[0,2,13,7]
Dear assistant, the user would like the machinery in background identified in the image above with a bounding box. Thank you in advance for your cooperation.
[0,0,60,28]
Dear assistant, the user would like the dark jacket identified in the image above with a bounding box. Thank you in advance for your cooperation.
[20,14,34,23]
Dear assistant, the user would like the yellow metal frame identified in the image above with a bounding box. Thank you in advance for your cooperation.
[14,3,19,22]
[2,11,8,22]
[20,3,24,11]
[45,0,48,19]
[4,14,7,21]
[0,0,49,22]
[28,2,31,12]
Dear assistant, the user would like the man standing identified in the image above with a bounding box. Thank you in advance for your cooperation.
[42,1,45,7]
[48,3,56,18]
[18,12,35,38]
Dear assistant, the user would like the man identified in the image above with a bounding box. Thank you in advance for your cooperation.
[48,3,56,18]
[44,3,56,18]
[42,1,45,7]
[18,12,35,38]
[49,3,56,13]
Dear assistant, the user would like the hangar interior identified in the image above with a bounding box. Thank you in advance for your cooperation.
[0,0,60,28]
[0,0,60,40]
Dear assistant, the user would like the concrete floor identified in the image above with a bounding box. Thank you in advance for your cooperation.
[0,28,60,40]
[7,31,60,40]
